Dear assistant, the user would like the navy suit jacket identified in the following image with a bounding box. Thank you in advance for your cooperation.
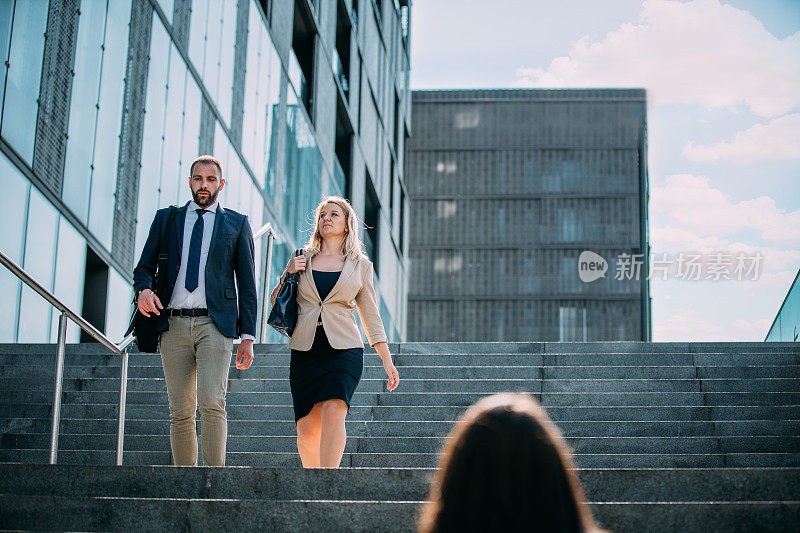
[133,202,258,339]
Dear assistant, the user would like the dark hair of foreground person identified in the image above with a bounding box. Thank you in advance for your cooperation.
[418,393,606,533]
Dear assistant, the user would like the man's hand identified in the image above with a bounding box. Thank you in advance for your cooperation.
[137,288,163,317]
[235,339,254,370]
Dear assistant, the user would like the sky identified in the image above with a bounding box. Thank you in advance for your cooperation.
[408,0,800,341]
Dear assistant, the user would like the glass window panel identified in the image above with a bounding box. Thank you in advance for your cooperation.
[159,45,187,208]
[1,0,47,164]
[0,152,28,342]
[242,5,281,192]
[0,267,19,342]
[106,268,132,341]
[283,88,323,245]
[22,187,58,286]
[248,183,264,280]
[155,0,173,23]
[227,151,242,211]
[0,151,29,264]
[135,17,170,258]
[89,0,131,249]
[216,0,237,123]
[202,1,222,107]
[178,75,201,189]
[0,0,14,119]
[188,0,208,75]
[213,121,234,207]
[241,7,261,177]
[18,188,57,342]
[50,218,86,343]
[18,284,51,342]
[62,0,105,222]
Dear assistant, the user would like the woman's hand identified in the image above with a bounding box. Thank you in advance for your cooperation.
[383,360,400,391]
[374,342,399,391]
[287,254,306,274]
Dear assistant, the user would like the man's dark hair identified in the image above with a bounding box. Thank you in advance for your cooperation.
[190,155,223,179]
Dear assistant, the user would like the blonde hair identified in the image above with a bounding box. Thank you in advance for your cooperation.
[304,196,365,261]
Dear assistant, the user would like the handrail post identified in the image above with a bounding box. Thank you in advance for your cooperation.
[259,231,275,344]
[116,346,129,466]
[49,312,68,464]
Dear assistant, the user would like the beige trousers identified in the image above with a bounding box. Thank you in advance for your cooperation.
[160,315,233,466]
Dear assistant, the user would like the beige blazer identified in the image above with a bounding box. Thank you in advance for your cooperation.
[270,250,388,351]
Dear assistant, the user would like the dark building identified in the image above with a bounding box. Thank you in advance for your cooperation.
[1,0,412,344]
[405,89,651,342]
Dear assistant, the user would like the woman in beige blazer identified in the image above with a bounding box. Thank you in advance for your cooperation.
[270,196,400,468]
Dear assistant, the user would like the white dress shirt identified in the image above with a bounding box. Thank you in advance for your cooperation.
[168,200,253,341]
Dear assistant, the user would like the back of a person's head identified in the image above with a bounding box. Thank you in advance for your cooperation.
[418,394,603,533]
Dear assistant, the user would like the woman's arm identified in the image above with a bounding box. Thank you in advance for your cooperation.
[354,261,388,347]
[269,253,306,306]
[354,261,398,390]
[269,266,289,307]
[373,341,399,391]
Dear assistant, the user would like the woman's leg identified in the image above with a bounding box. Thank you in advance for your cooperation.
[296,403,322,468]
[319,399,349,467]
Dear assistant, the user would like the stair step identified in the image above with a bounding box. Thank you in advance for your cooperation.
[4,418,797,438]
[0,462,798,532]
[2,464,798,502]
[3,403,799,422]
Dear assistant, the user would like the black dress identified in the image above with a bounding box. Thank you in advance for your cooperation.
[289,270,364,422]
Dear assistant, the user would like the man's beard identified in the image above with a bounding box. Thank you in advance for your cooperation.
[192,188,219,207]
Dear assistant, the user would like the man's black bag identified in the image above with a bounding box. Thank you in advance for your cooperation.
[267,249,304,337]
[124,206,177,353]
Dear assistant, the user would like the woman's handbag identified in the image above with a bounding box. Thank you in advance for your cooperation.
[267,249,304,337]
[124,206,177,353]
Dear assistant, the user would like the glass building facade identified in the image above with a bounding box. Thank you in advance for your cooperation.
[0,0,411,344]
[405,89,651,341]
[766,269,799,342]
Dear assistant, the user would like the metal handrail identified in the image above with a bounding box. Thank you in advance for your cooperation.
[0,249,133,466]
[252,222,278,343]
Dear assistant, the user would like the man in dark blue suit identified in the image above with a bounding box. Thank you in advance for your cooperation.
[133,155,257,466]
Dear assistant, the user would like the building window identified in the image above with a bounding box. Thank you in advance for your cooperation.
[399,188,405,253]
[291,0,316,119]
[257,0,273,23]
[0,153,29,342]
[334,0,351,98]
[389,158,395,226]
[393,92,400,151]
[558,206,580,242]
[63,0,132,251]
[398,0,409,42]
[0,0,48,165]
[334,94,353,199]
[364,171,380,273]
[559,306,587,341]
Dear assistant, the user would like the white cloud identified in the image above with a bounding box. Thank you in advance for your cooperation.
[514,0,800,117]
[651,174,800,245]
[654,309,727,341]
[650,227,800,272]
[684,113,800,163]
[654,309,773,341]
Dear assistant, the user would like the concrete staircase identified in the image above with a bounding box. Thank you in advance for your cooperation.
[1,342,799,531]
